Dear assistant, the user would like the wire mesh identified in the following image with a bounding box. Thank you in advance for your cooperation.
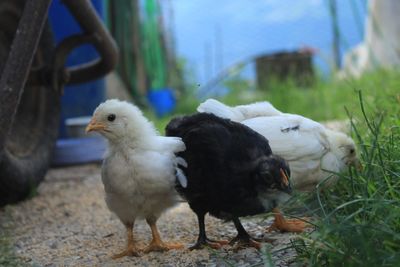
[164,0,368,89]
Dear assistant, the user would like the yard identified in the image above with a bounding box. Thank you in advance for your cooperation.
[1,69,399,266]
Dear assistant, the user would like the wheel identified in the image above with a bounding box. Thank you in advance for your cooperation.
[0,0,60,206]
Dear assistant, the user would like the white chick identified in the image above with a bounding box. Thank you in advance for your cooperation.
[198,98,360,190]
[198,99,361,232]
[86,99,186,258]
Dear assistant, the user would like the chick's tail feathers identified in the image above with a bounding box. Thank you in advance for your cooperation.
[175,167,187,188]
[151,136,186,153]
[175,157,187,188]
[197,99,245,122]
[235,101,283,118]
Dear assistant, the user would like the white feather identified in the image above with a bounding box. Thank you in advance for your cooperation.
[197,99,359,191]
[92,99,185,224]
[176,156,188,168]
[197,99,245,122]
[197,98,283,122]
[235,101,283,118]
[149,136,186,153]
[176,168,187,188]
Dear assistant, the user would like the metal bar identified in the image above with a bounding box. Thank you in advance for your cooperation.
[328,0,341,69]
[60,0,119,85]
[0,0,52,154]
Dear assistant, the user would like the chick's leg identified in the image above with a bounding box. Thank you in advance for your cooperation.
[230,217,262,250]
[190,212,228,250]
[112,222,140,259]
[266,208,307,233]
[143,217,183,253]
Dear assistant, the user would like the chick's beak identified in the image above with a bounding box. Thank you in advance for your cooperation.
[352,158,363,171]
[85,118,107,133]
[280,168,289,186]
[280,168,292,194]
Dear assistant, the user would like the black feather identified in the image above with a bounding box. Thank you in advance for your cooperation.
[166,113,291,220]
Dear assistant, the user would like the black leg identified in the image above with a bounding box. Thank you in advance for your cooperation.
[230,217,262,250]
[189,212,227,250]
[232,217,251,239]
[190,212,207,250]
[196,212,207,244]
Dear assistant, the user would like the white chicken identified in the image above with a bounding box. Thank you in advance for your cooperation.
[198,99,284,122]
[198,99,360,232]
[86,99,186,258]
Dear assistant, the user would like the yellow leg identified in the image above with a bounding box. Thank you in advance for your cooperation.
[143,218,183,253]
[266,208,309,233]
[112,222,141,259]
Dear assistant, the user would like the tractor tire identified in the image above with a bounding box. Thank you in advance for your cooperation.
[0,0,60,206]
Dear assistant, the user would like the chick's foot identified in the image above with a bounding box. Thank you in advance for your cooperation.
[143,240,183,253]
[112,245,141,259]
[266,208,310,233]
[229,235,262,250]
[144,219,184,253]
[189,238,228,250]
[112,222,141,259]
[266,218,308,233]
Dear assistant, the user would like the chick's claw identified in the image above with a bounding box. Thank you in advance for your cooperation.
[229,236,262,251]
[112,247,141,259]
[189,238,228,250]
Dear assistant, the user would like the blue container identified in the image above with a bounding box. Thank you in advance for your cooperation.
[48,0,106,138]
[147,88,176,117]
[52,137,107,166]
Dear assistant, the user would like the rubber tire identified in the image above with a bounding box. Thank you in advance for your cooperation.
[0,0,60,206]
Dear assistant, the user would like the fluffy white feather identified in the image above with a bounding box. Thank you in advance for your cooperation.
[90,99,187,222]
[198,99,359,191]
[197,98,282,122]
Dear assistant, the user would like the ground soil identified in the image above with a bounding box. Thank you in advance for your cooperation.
[0,164,301,267]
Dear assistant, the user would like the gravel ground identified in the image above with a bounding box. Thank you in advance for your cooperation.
[0,164,302,267]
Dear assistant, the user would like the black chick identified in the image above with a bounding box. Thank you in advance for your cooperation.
[166,113,292,249]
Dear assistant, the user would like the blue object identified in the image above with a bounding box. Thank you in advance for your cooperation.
[48,0,106,138]
[49,0,107,165]
[147,88,176,117]
[52,137,106,166]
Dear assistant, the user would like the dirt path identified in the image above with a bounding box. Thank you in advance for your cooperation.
[0,164,299,266]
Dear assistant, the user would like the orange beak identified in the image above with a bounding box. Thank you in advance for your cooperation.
[354,159,363,172]
[85,118,107,133]
[280,168,289,186]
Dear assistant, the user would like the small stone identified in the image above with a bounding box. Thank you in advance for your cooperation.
[47,240,58,249]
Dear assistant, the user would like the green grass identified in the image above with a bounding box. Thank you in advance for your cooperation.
[291,93,400,266]
[289,74,400,267]
[147,69,400,266]
[226,71,400,267]
[148,69,399,132]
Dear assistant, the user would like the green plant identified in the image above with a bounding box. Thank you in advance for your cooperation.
[293,91,400,266]
[160,69,399,267]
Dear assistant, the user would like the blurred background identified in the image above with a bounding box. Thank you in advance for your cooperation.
[52,0,400,164]
[104,0,365,103]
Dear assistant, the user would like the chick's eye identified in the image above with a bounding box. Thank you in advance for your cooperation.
[350,149,355,154]
[107,114,116,122]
